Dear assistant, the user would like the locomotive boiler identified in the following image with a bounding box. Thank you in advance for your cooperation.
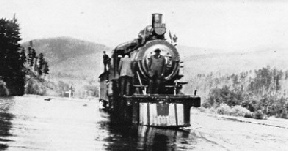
[99,14,200,128]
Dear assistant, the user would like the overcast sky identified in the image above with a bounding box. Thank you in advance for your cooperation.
[1,0,288,51]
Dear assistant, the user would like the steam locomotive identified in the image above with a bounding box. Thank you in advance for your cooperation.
[99,14,200,128]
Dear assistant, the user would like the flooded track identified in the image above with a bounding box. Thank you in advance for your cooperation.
[1,95,288,151]
[0,95,203,151]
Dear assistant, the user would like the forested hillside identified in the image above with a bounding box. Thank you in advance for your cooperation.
[184,66,288,118]
[20,37,111,98]
[22,37,110,79]
[180,47,288,119]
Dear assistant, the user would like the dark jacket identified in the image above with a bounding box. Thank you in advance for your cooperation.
[148,55,166,77]
[103,54,109,63]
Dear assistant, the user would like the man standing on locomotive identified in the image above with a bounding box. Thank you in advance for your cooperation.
[103,51,110,72]
[118,55,134,96]
[148,49,166,94]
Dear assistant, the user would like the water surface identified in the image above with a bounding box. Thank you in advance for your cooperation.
[0,96,198,151]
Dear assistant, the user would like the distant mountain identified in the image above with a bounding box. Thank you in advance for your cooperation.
[181,46,288,79]
[21,37,288,83]
[22,37,111,79]
[177,45,214,57]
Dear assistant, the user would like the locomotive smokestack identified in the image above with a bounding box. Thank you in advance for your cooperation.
[152,13,163,28]
[152,13,166,36]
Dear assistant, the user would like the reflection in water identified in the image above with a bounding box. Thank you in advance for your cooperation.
[0,98,15,150]
[0,96,198,151]
[102,118,196,151]
[0,112,14,150]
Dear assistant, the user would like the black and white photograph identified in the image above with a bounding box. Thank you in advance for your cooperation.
[1,0,288,150]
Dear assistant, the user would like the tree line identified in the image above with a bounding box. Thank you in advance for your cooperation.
[23,44,49,76]
[195,66,288,119]
[0,17,49,96]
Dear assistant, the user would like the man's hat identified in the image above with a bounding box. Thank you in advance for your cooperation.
[154,49,161,52]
